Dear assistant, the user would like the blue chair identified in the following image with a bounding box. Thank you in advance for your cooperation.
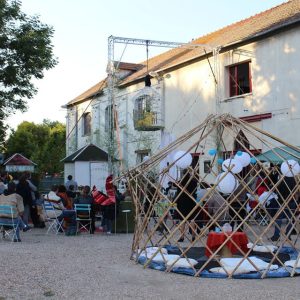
[74,204,92,234]
[43,201,64,234]
[0,205,19,242]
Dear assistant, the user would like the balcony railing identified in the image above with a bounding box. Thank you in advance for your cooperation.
[133,110,164,131]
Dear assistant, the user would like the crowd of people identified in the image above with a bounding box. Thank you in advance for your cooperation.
[144,163,300,243]
[0,173,128,241]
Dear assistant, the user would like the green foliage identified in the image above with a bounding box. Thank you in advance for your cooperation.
[5,120,66,175]
[0,0,57,146]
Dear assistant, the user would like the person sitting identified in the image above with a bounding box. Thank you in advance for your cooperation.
[74,185,95,234]
[0,182,31,242]
[66,184,77,200]
[44,185,65,218]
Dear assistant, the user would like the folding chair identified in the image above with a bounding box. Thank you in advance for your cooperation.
[43,201,64,234]
[0,205,19,242]
[74,204,92,234]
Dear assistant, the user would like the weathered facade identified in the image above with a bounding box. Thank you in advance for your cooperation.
[64,1,300,184]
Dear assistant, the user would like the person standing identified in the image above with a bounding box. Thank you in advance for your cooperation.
[176,169,199,242]
[65,175,78,192]
[16,174,33,227]
[25,172,43,228]
[269,175,298,241]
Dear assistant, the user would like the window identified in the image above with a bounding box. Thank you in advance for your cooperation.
[105,105,117,132]
[135,149,150,164]
[83,112,91,136]
[204,160,211,174]
[136,95,151,113]
[229,61,252,97]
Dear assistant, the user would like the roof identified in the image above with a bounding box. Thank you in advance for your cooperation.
[3,153,37,166]
[255,146,300,163]
[67,79,107,106]
[120,0,300,86]
[114,62,144,71]
[66,62,144,107]
[61,144,109,163]
[67,1,300,103]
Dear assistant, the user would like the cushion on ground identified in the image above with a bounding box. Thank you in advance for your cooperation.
[166,258,198,269]
[151,254,180,263]
[247,242,278,253]
[209,266,250,275]
[284,259,300,268]
[220,256,278,272]
[145,247,168,255]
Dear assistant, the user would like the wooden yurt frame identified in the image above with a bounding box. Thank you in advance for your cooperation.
[123,114,300,278]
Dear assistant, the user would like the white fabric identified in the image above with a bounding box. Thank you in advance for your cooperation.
[46,191,64,210]
[145,247,168,255]
[246,193,256,201]
[209,266,250,275]
[166,257,198,269]
[47,191,62,202]
[247,242,278,253]
[284,259,300,268]
[136,247,168,259]
[151,254,180,263]
[220,256,278,272]
[258,191,278,206]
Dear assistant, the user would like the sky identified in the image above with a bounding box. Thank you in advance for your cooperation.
[6,0,286,130]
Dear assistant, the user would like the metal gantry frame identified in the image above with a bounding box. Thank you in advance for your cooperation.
[107,35,219,175]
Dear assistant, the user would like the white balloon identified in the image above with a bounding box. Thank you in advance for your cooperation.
[215,172,238,194]
[280,160,300,177]
[173,151,192,169]
[222,158,243,174]
[234,151,251,167]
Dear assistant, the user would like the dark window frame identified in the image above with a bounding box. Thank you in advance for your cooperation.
[204,160,211,174]
[229,61,252,97]
[105,105,117,132]
[83,112,91,136]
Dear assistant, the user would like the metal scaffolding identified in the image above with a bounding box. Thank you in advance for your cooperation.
[107,35,218,175]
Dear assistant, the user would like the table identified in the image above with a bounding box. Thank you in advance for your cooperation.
[205,231,248,258]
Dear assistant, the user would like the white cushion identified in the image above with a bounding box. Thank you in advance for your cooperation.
[220,256,278,272]
[209,266,250,275]
[284,259,300,268]
[166,257,198,269]
[145,247,168,255]
[135,247,168,260]
[247,242,278,253]
[151,254,180,263]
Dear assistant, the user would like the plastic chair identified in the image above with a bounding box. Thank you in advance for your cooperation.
[43,201,64,234]
[74,204,92,234]
[0,205,19,242]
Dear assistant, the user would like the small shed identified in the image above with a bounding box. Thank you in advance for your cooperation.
[61,144,109,192]
[3,153,37,173]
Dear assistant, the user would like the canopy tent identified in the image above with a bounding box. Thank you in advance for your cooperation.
[255,146,300,164]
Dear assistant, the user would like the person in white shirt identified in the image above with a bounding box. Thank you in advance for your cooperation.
[44,185,65,218]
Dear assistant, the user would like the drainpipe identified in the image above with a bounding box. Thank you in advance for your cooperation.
[75,106,78,150]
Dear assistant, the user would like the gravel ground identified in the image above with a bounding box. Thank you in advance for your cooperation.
[1,229,300,300]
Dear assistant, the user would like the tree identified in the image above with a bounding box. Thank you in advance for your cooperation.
[5,120,66,175]
[0,0,57,146]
